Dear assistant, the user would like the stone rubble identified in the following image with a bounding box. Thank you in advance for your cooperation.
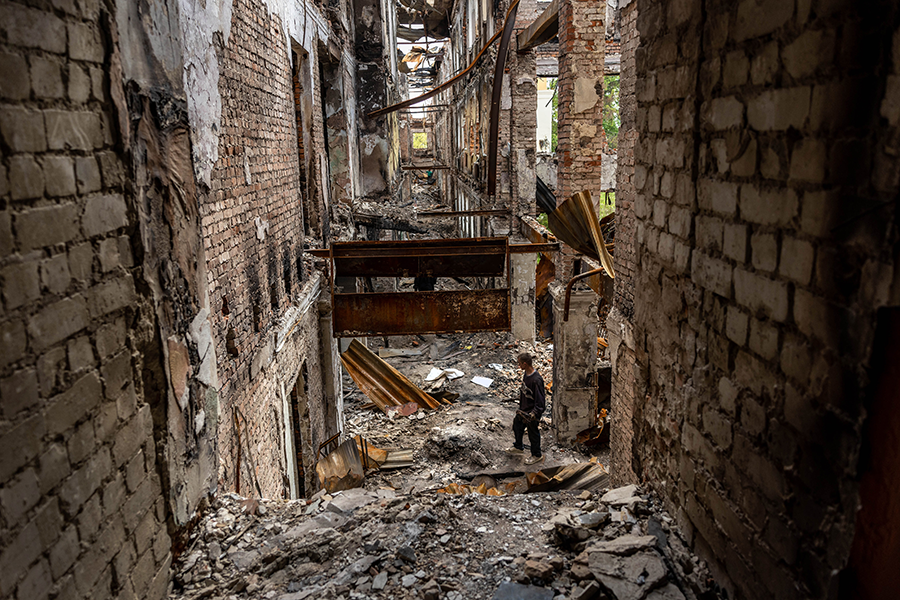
[169,485,723,600]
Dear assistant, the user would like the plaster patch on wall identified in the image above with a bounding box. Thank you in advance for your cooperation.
[501,73,512,110]
[179,0,330,187]
[256,216,270,240]
[573,121,598,138]
[574,76,600,113]
[178,0,233,187]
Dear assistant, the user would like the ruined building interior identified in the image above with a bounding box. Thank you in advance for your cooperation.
[1,0,899,599]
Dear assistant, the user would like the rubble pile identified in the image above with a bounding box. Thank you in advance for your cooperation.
[170,485,723,600]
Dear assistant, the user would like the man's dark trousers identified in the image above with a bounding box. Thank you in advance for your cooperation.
[512,412,541,457]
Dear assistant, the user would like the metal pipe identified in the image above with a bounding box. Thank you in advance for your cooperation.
[564,268,604,322]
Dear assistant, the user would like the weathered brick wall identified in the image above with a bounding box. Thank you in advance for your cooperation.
[0,1,175,598]
[626,1,900,598]
[608,0,638,485]
[556,0,606,280]
[203,0,335,499]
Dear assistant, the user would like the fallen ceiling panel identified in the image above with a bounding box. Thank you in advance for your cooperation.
[333,289,511,336]
[340,339,442,411]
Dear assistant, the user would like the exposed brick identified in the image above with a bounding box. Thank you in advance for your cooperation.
[0,520,41,597]
[75,157,102,194]
[778,237,814,284]
[87,275,135,318]
[16,557,52,600]
[0,413,46,481]
[59,447,111,517]
[45,110,104,151]
[793,288,839,349]
[696,215,723,251]
[734,268,789,322]
[31,55,65,99]
[101,350,131,399]
[68,22,105,63]
[789,139,826,182]
[698,178,738,215]
[0,467,40,522]
[0,107,47,153]
[783,29,835,80]
[43,155,77,197]
[1,366,40,419]
[83,194,128,237]
[38,443,69,494]
[66,419,96,464]
[739,185,798,226]
[16,203,80,251]
[45,370,102,436]
[40,252,71,295]
[0,211,11,256]
[747,87,811,131]
[734,0,793,41]
[748,317,779,361]
[1,260,40,310]
[740,395,766,437]
[0,3,66,53]
[8,155,44,201]
[725,306,748,345]
[691,251,732,298]
[37,346,66,397]
[0,319,26,370]
[69,63,92,103]
[28,295,90,352]
[49,525,80,579]
[96,318,126,358]
[68,242,94,283]
[750,232,778,273]
[723,222,747,262]
[702,96,744,130]
[703,406,733,449]
[0,52,30,99]
[117,383,137,421]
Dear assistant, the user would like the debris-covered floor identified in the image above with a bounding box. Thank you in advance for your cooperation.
[169,333,723,600]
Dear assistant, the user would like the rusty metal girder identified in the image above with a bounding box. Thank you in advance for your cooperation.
[333,289,510,336]
[331,237,507,278]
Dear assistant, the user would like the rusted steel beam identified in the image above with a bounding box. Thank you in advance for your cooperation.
[418,209,510,217]
[516,0,559,51]
[333,289,511,336]
[509,242,560,253]
[306,248,330,258]
[331,237,508,278]
[400,165,450,170]
[486,0,520,197]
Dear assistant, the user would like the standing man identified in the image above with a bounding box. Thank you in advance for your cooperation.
[506,352,546,465]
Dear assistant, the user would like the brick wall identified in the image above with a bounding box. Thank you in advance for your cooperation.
[609,0,638,485]
[556,0,606,280]
[0,1,175,598]
[203,0,337,499]
[624,1,900,598]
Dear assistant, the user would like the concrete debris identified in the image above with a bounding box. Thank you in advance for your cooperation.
[170,484,722,600]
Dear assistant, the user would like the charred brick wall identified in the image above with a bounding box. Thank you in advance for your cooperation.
[203,0,335,499]
[608,0,639,486]
[624,1,900,598]
[0,1,188,598]
[555,0,606,280]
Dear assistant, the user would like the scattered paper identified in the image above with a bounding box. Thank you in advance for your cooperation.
[425,367,445,382]
[445,369,464,380]
[471,376,493,388]
[488,363,503,371]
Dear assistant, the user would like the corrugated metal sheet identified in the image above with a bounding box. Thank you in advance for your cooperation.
[547,190,616,278]
[340,339,441,413]
[526,462,610,493]
[315,438,364,493]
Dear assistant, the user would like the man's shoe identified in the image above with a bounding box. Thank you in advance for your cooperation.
[505,446,525,455]
[525,455,544,465]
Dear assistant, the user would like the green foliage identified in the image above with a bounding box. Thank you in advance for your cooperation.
[603,75,620,150]
[548,79,558,153]
[537,212,549,228]
[413,132,428,149]
[597,191,616,219]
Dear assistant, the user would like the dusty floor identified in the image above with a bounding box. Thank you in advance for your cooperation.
[166,333,724,600]
[344,332,609,495]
